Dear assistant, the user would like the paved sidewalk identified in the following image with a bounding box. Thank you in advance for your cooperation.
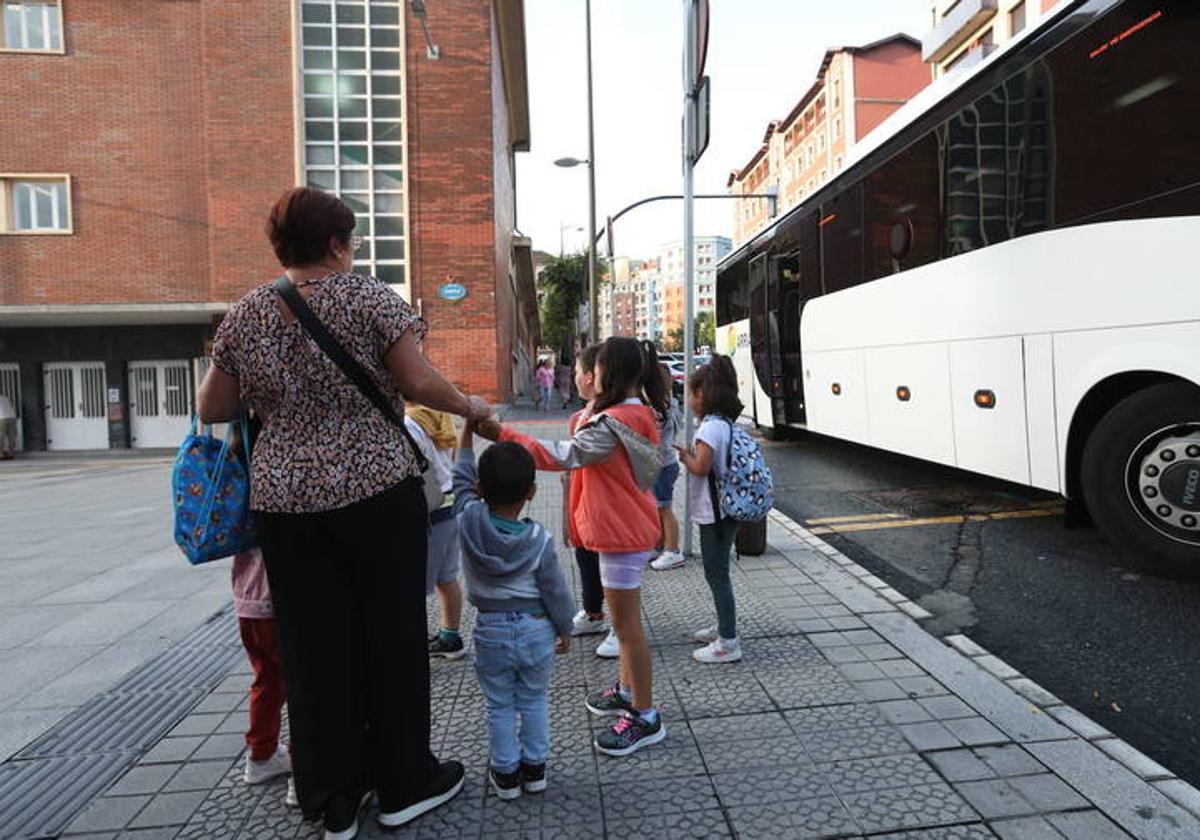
[18,418,1200,839]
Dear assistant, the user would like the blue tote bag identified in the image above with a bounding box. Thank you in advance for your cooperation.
[172,415,258,565]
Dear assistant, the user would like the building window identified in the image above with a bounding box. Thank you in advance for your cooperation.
[1009,1,1027,36]
[833,117,842,138]
[300,0,407,291]
[1,175,71,233]
[1,1,62,51]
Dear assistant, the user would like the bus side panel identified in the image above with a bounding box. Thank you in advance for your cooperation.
[717,320,757,424]
[1053,321,1200,490]
[949,337,1029,485]
[1023,334,1061,493]
[865,343,956,467]
[805,349,869,445]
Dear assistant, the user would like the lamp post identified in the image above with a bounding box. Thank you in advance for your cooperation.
[552,0,599,343]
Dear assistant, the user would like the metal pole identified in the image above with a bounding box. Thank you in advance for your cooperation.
[682,0,695,558]
[585,0,599,344]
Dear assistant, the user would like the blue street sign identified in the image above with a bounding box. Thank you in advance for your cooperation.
[438,282,467,301]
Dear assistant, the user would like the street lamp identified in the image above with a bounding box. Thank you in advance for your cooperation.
[554,155,598,344]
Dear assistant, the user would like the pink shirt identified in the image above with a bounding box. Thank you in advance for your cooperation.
[232,548,274,620]
[535,367,554,388]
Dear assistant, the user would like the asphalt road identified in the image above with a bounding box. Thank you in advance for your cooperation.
[759,429,1200,788]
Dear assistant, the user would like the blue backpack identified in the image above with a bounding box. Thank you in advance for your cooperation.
[709,417,774,522]
[172,415,258,565]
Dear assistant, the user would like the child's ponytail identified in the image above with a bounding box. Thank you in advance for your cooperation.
[639,340,672,422]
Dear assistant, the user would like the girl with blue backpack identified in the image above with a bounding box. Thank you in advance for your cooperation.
[677,355,773,664]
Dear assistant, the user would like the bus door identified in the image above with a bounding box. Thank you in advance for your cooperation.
[768,253,806,425]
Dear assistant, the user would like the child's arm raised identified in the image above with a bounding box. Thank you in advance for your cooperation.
[496,419,618,472]
[451,422,481,517]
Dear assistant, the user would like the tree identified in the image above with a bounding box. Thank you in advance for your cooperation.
[695,311,716,352]
[538,252,608,358]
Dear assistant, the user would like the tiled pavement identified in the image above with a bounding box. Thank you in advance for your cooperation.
[19,415,1200,839]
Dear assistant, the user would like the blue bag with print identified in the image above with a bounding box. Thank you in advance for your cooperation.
[172,415,257,565]
[709,418,774,522]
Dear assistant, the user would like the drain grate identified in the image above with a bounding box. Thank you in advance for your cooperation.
[0,753,130,840]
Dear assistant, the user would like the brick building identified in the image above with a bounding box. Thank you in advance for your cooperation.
[728,35,930,245]
[0,0,535,452]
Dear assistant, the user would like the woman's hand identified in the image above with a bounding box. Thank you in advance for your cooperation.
[466,396,493,424]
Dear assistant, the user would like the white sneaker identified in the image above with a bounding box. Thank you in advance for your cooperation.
[571,610,608,637]
[244,745,291,785]
[285,777,299,808]
[595,630,620,659]
[691,624,719,644]
[693,638,743,664]
[650,551,685,571]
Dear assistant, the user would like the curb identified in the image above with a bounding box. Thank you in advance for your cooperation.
[764,507,1200,822]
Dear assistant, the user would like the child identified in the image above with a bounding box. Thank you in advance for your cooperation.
[677,355,744,664]
[555,361,573,409]
[232,548,296,806]
[405,404,465,659]
[480,337,666,757]
[535,360,555,412]
[453,421,574,800]
[560,345,616,658]
[649,358,685,571]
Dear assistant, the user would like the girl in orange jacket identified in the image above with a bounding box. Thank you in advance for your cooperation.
[482,337,668,757]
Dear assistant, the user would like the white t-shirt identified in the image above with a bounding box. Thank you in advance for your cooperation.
[403,416,454,493]
[688,414,731,524]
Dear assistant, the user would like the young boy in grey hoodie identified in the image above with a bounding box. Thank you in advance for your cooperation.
[453,420,575,801]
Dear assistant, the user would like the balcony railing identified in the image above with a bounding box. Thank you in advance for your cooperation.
[923,0,997,63]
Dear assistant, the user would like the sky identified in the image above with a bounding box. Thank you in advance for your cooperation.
[516,0,931,261]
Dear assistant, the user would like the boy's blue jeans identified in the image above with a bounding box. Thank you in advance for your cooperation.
[472,611,556,773]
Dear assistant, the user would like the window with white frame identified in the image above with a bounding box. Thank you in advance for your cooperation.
[1,175,71,232]
[300,0,407,291]
[1,1,62,51]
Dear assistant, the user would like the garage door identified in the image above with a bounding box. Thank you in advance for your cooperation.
[129,360,192,448]
[44,362,108,450]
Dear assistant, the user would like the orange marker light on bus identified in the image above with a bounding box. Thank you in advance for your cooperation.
[974,389,996,409]
[819,213,839,227]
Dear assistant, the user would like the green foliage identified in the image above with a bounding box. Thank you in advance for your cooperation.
[695,311,716,351]
[538,252,608,354]
[663,328,684,352]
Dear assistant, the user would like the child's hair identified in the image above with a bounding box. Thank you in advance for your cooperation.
[593,336,647,413]
[577,342,601,374]
[478,442,536,505]
[688,354,744,419]
[639,340,671,421]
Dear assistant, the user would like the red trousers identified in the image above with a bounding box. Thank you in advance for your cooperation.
[239,617,287,761]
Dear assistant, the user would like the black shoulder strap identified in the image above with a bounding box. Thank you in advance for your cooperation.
[272,277,428,471]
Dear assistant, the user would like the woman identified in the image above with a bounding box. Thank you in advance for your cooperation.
[198,187,491,840]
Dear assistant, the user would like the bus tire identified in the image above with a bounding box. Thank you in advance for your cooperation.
[1080,381,1200,578]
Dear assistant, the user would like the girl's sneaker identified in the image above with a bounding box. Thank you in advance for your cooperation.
[489,768,522,801]
[691,624,719,644]
[693,638,743,664]
[571,610,608,636]
[244,744,291,785]
[595,630,620,659]
[594,713,667,757]
[520,762,547,794]
[650,550,685,571]
[585,681,634,717]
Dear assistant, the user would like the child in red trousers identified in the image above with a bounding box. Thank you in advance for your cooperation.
[232,547,295,806]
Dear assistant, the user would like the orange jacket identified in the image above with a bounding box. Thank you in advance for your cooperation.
[502,402,661,553]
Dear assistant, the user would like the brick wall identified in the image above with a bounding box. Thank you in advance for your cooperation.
[0,1,293,308]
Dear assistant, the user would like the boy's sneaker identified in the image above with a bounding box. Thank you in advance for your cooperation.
[571,610,608,636]
[693,637,743,664]
[428,633,466,660]
[520,762,547,794]
[378,760,465,827]
[595,630,620,659]
[285,777,299,808]
[585,681,634,717]
[594,712,667,757]
[489,768,522,801]
[244,744,291,785]
[650,550,685,571]
[691,624,719,644]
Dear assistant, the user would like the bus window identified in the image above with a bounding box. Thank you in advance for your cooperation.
[1046,0,1200,226]
[864,133,940,280]
[717,257,749,325]
[821,185,864,294]
[748,254,771,393]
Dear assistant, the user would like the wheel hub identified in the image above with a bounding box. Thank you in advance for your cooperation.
[1134,430,1200,534]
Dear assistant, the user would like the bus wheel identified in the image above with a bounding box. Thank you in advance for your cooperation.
[1080,381,1200,578]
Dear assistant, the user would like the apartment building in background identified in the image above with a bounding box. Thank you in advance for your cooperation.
[727,35,930,245]
[925,0,1062,78]
[659,236,732,339]
[0,0,536,453]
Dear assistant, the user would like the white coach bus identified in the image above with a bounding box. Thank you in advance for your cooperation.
[716,0,1200,574]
